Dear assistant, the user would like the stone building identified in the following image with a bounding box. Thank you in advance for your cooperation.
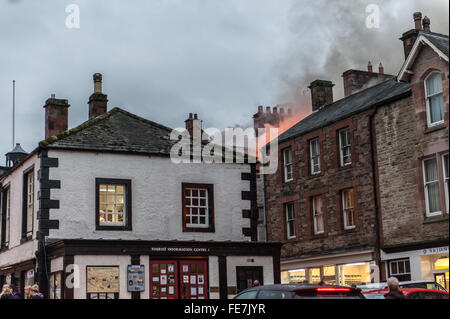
[375,13,449,288]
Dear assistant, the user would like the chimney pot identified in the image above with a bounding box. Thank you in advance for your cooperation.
[88,73,108,119]
[379,62,384,74]
[258,105,263,113]
[367,61,373,72]
[194,113,198,119]
[273,107,278,114]
[185,113,202,138]
[266,107,271,113]
[422,16,431,32]
[413,12,423,30]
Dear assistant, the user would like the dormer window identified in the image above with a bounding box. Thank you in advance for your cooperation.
[425,72,445,126]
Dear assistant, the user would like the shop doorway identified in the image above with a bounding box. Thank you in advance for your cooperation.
[150,259,208,299]
[434,273,448,291]
[236,267,263,293]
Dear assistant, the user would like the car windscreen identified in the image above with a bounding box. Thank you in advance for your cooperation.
[256,290,291,299]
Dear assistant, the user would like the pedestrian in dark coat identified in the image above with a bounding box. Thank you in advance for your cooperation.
[9,284,23,299]
[30,284,44,299]
[0,285,15,299]
[384,277,406,299]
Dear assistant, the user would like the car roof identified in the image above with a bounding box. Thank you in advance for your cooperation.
[363,288,448,295]
[241,284,360,292]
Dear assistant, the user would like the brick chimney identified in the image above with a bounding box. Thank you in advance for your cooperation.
[253,106,288,137]
[342,66,393,97]
[185,113,203,138]
[88,73,108,119]
[400,12,423,59]
[308,80,334,111]
[44,95,70,139]
[367,61,373,73]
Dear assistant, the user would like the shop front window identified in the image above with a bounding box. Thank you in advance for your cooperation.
[282,269,306,284]
[337,262,371,286]
[434,257,449,291]
[49,272,62,299]
[389,259,411,282]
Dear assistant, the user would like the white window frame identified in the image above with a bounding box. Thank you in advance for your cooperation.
[389,259,411,277]
[310,138,321,175]
[4,187,11,247]
[443,153,449,214]
[286,203,296,239]
[98,184,127,226]
[424,72,445,127]
[312,196,324,235]
[283,148,293,183]
[185,187,209,229]
[342,189,356,230]
[422,157,442,217]
[26,171,34,237]
[339,128,352,167]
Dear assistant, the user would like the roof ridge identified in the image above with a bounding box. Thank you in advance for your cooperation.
[419,30,449,39]
[111,107,174,132]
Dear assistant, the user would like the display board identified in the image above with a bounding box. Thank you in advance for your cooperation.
[87,266,120,293]
[127,265,145,292]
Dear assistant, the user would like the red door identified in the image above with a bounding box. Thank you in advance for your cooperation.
[179,260,208,299]
[150,260,179,299]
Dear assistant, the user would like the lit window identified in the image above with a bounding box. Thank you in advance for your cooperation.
[425,72,445,126]
[283,148,293,182]
[23,170,34,239]
[310,138,321,175]
[423,158,442,217]
[443,154,449,214]
[285,203,296,239]
[342,189,355,230]
[96,178,131,230]
[339,128,351,167]
[312,196,324,235]
[182,183,214,232]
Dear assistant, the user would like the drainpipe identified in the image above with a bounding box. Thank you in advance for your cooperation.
[369,106,383,282]
[261,152,268,242]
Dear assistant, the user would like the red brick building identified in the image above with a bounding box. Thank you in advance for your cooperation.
[375,13,449,288]
[261,13,448,287]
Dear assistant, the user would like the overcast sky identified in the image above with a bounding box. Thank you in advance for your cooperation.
[0,0,448,163]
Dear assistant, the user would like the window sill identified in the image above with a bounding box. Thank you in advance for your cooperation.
[20,236,32,244]
[183,227,215,233]
[423,214,449,224]
[424,123,447,134]
[95,226,132,231]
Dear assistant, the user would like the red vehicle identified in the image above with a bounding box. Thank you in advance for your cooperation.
[363,288,449,299]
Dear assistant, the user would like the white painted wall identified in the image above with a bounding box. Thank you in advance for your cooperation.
[208,256,220,299]
[0,154,40,268]
[73,255,132,299]
[226,256,274,298]
[48,150,252,242]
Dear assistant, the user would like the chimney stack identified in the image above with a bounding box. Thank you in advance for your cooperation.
[308,80,334,111]
[378,62,384,74]
[88,73,108,119]
[44,95,70,139]
[367,61,373,73]
[185,113,202,138]
[400,12,423,59]
[422,16,431,32]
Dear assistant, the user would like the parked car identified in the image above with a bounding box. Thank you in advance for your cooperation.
[234,284,365,299]
[363,288,449,299]
[358,280,447,292]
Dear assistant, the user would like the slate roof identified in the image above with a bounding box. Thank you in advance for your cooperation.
[278,78,411,143]
[41,107,177,155]
[421,31,449,57]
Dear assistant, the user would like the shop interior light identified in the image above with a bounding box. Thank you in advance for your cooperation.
[345,262,366,267]
[288,269,305,273]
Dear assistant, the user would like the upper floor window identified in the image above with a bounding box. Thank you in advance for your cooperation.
[425,72,445,126]
[283,148,293,182]
[285,203,296,239]
[444,154,449,214]
[182,183,214,232]
[312,196,324,235]
[339,128,352,167]
[310,138,321,175]
[423,158,442,217]
[1,186,11,248]
[95,178,132,230]
[389,259,411,282]
[342,188,355,230]
[22,168,34,240]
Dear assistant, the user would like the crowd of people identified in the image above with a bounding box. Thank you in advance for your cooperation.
[0,284,44,299]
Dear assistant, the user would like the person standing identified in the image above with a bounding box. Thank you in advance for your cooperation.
[24,285,32,299]
[9,284,23,299]
[30,284,44,299]
[384,277,406,299]
[0,285,14,299]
